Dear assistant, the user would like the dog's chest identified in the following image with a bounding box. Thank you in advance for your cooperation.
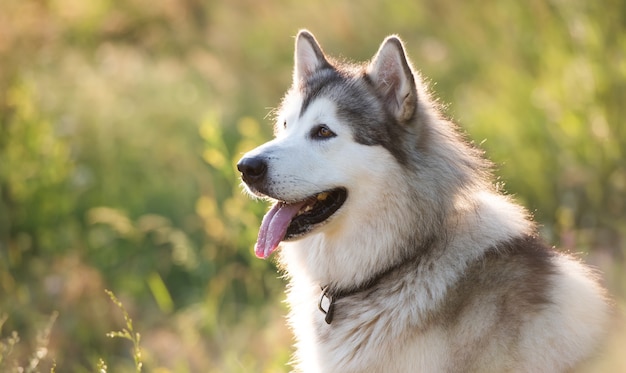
[308,312,451,372]
[294,292,451,373]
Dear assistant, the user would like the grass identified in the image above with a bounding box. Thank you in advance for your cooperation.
[0,312,57,373]
[0,291,145,373]
[104,290,144,373]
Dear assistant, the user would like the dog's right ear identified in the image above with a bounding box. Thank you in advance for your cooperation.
[293,30,330,87]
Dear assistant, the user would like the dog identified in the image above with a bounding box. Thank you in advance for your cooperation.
[237,30,609,372]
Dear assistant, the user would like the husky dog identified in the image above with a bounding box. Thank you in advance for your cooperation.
[237,30,609,372]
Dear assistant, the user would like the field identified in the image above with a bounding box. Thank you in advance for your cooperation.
[1,0,625,371]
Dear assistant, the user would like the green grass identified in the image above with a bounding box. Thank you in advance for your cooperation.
[0,312,57,373]
[104,290,143,373]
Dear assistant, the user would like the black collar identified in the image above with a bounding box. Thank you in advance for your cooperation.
[317,256,419,324]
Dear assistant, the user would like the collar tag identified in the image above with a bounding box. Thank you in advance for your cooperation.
[318,287,336,324]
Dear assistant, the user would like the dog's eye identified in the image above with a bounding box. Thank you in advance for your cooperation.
[283,120,287,129]
[312,125,336,140]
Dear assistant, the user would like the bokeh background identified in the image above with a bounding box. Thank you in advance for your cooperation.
[1,0,625,371]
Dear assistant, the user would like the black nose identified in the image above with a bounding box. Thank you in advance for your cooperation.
[237,156,267,185]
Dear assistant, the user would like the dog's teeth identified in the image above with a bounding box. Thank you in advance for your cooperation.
[297,204,314,216]
[317,192,329,201]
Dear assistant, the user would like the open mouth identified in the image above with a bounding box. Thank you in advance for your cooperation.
[255,188,347,259]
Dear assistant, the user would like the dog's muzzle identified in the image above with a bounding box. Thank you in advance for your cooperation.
[237,153,348,259]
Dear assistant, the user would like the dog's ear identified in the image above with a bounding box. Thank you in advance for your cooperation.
[293,30,330,87]
[367,36,417,123]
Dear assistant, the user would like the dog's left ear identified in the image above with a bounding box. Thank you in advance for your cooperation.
[293,30,331,88]
[368,36,417,123]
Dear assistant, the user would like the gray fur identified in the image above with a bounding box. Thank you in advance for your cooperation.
[238,30,610,373]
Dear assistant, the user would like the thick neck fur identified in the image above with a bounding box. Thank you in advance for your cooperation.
[279,169,534,371]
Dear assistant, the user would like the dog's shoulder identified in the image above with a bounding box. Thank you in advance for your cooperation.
[442,235,557,321]
[437,234,610,372]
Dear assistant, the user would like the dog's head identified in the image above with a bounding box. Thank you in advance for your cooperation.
[237,30,421,259]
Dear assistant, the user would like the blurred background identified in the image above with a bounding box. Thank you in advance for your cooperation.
[0,0,624,371]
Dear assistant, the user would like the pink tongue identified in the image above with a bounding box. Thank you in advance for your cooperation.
[255,201,307,259]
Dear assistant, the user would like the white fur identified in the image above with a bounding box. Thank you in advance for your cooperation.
[280,186,609,372]
[240,31,610,373]
[282,188,538,372]
[255,91,608,373]
[515,255,610,372]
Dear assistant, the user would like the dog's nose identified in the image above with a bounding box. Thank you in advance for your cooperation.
[237,156,267,184]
